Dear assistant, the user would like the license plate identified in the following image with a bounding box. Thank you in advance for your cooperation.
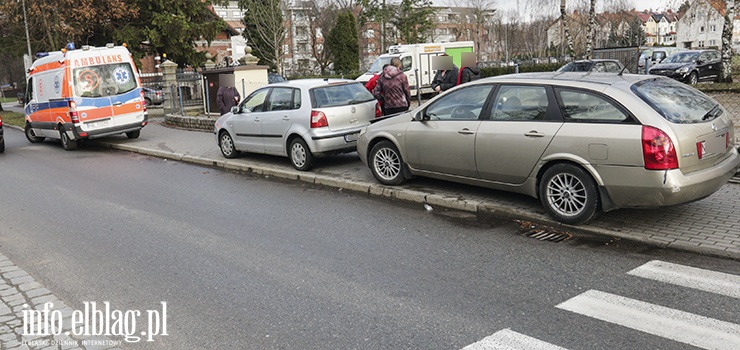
[344,133,359,142]
[698,132,727,158]
[86,119,111,129]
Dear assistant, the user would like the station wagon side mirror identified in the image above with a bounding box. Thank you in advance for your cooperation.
[413,111,425,122]
[231,106,240,114]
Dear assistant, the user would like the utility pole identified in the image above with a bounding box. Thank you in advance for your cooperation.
[21,0,33,70]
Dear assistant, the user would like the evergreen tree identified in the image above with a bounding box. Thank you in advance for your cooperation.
[327,10,359,75]
[391,0,435,44]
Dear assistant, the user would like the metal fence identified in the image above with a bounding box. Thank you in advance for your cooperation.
[139,70,204,114]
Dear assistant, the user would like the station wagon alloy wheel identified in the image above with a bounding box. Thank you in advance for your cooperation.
[370,141,406,185]
[540,164,599,225]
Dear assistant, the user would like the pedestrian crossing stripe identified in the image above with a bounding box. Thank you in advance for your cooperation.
[627,260,740,299]
[555,289,740,350]
[461,328,568,350]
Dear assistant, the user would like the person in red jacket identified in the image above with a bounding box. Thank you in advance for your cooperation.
[366,64,390,114]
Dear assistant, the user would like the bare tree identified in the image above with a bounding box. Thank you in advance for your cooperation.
[560,0,576,57]
[306,0,339,74]
[584,0,596,59]
[720,0,735,82]
[239,0,288,75]
[446,0,496,61]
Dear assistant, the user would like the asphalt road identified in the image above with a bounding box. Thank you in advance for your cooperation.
[0,128,738,349]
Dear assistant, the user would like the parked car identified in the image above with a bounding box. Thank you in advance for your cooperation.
[0,115,4,153]
[648,50,722,84]
[556,59,625,73]
[215,79,382,170]
[357,72,739,225]
[142,87,165,106]
[268,73,286,84]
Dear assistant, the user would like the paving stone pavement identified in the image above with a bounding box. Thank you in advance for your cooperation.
[0,254,123,350]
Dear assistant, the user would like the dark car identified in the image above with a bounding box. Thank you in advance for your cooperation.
[648,50,721,84]
[0,115,5,153]
[268,73,286,84]
[556,59,625,73]
[142,87,165,106]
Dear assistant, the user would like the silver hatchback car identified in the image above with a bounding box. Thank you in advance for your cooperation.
[216,79,380,170]
[357,72,740,224]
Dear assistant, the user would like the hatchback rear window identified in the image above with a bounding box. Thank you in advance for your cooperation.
[631,77,719,124]
[311,83,375,108]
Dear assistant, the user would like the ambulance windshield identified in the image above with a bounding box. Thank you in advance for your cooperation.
[73,63,137,98]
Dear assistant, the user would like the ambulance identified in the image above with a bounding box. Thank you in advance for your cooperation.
[23,43,148,150]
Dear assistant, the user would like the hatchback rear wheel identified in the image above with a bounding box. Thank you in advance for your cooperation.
[369,140,407,185]
[539,164,599,225]
[289,137,314,171]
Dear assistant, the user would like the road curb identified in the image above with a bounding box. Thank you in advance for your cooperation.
[98,141,740,261]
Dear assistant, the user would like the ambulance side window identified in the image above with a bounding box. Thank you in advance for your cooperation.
[25,78,33,103]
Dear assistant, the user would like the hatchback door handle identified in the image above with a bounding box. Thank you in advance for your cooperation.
[458,128,475,135]
[524,131,545,137]
[283,116,290,121]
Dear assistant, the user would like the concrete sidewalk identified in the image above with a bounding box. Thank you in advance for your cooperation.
[77,118,739,260]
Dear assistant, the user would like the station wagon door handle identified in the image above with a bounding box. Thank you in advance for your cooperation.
[524,131,545,137]
[458,128,475,135]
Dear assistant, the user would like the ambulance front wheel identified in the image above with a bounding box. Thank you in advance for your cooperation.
[59,129,78,151]
[126,130,140,139]
[25,123,45,143]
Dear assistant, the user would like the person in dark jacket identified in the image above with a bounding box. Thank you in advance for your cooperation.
[372,58,411,115]
[458,52,481,85]
[431,56,458,94]
[217,86,240,115]
[458,65,481,85]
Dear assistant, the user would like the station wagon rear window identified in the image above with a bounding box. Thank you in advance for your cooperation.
[632,77,719,124]
[311,83,375,108]
[73,63,137,98]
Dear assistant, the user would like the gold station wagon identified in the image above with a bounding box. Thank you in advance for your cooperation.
[357,72,740,224]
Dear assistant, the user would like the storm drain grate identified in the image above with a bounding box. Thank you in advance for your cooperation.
[522,229,572,242]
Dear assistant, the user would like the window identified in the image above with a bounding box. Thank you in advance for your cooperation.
[698,41,705,48]
[401,56,412,71]
[364,29,375,38]
[218,11,227,18]
[424,85,493,121]
[710,25,716,32]
[709,40,716,47]
[232,11,242,18]
[267,88,296,111]
[700,26,705,33]
[241,88,269,113]
[490,85,549,121]
[555,89,629,123]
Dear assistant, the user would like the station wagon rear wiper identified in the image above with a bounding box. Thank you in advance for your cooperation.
[701,104,721,121]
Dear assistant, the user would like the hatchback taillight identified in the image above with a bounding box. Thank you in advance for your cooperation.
[375,101,382,118]
[311,110,328,128]
[642,126,678,170]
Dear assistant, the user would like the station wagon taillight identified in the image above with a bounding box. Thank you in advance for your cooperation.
[68,100,80,124]
[311,110,328,128]
[642,126,678,170]
[375,102,382,118]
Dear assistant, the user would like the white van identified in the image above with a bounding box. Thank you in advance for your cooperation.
[23,43,148,150]
[356,41,474,96]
